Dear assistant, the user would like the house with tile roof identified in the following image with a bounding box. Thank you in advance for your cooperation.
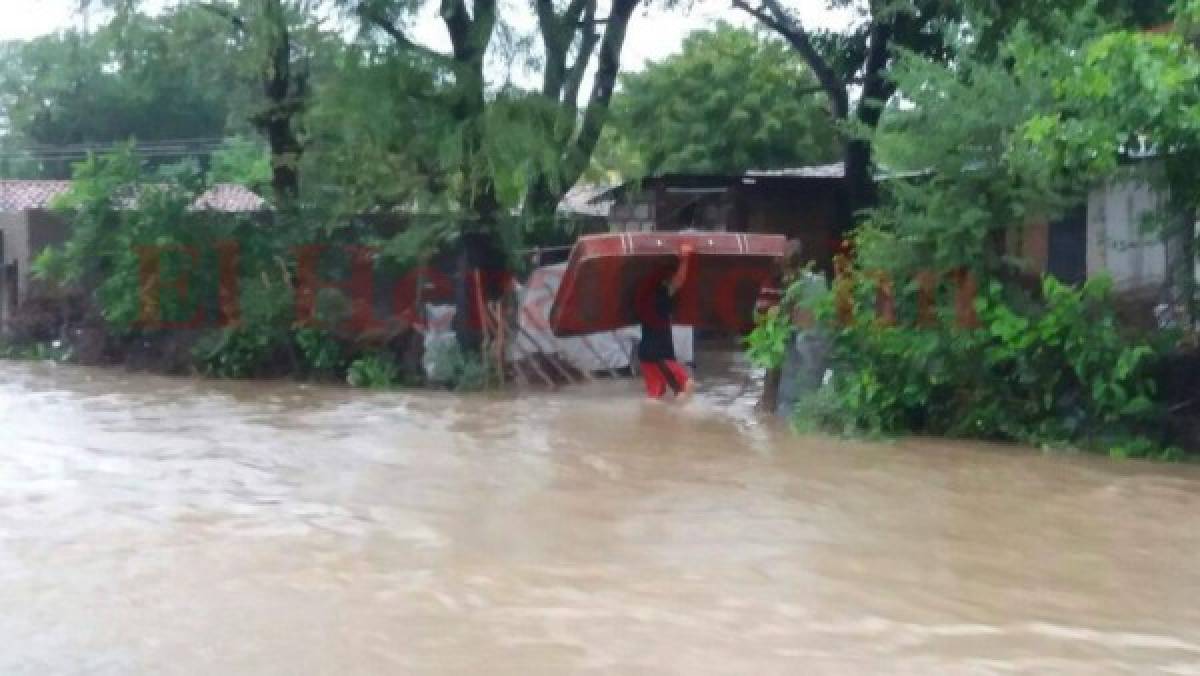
[0,180,266,333]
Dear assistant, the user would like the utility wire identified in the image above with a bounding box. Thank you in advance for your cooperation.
[0,137,253,161]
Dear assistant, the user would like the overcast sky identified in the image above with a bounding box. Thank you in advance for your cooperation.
[0,0,857,72]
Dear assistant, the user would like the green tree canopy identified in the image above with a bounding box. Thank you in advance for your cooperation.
[0,6,256,177]
[601,23,839,176]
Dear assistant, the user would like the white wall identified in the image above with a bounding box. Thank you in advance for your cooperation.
[0,211,30,331]
[1087,171,1168,292]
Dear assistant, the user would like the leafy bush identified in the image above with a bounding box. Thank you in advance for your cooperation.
[745,305,792,370]
[0,339,73,362]
[745,268,827,370]
[32,147,354,379]
[454,352,490,392]
[294,328,347,376]
[805,274,1172,458]
[194,328,279,379]
[346,353,401,389]
[424,340,491,391]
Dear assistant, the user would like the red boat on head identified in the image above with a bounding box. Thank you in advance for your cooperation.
[548,232,786,337]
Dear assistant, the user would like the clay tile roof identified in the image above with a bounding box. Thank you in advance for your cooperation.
[0,180,266,212]
[0,180,72,211]
[190,183,268,212]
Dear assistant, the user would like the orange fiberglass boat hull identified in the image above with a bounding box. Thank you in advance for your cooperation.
[548,232,786,337]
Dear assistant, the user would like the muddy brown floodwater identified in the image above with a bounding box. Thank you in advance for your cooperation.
[3,357,1200,675]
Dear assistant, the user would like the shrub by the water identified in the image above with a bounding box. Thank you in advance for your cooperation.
[346,353,402,389]
[795,274,1176,459]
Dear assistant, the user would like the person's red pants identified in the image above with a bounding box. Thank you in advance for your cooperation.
[640,360,690,398]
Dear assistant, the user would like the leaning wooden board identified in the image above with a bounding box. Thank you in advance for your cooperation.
[548,232,786,337]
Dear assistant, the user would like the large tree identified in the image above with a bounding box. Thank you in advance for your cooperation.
[2,0,339,204]
[732,0,961,240]
[200,0,332,206]
[349,0,640,227]
[0,6,252,177]
[1017,7,1200,320]
[731,0,1174,241]
[602,22,839,175]
[347,0,644,350]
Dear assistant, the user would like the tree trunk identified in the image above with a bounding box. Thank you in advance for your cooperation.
[839,138,875,242]
[453,228,508,354]
[255,0,304,206]
[836,16,891,244]
[520,0,636,230]
[262,114,302,204]
[759,367,782,414]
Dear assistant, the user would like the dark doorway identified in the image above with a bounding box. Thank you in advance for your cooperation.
[1048,205,1088,285]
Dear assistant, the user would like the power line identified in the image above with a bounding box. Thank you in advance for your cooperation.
[20,137,233,151]
[0,137,254,161]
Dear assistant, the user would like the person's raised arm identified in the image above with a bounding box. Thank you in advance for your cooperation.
[667,244,694,295]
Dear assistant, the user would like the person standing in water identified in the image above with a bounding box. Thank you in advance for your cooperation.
[635,244,695,400]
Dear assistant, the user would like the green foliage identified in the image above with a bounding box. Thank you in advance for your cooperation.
[0,339,73,362]
[194,327,280,378]
[303,46,454,216]
[1014,13,1200,230]
[746,267,827,370]
[807,273,1170,458]
[37,149,206,330]
[0,6,253,178]
[346,352,401,389]
[37,147,299,330]
[294,328,347,375]
[35,146,302,376]
[866,4,1200,277]
[602,23,838,176]
[964,0,1171,56]
[870,31,1080,274]
[304,45,581,255]
[424,340,490,391]
[805,9,1198,458]
[745,306,793,370]
[209,137,272,189]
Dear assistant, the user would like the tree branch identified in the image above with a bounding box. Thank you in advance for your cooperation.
[357,4,455,64]
[199,2,246,32]
[469,0,497,55]
[534,0,558,36]
[561,0,637,186]
[857,8,895,127]
[440,0,473,58]
[734,0,849,119]
[561,0,599,113]
[730,0,783,35]
[538,0,594,100]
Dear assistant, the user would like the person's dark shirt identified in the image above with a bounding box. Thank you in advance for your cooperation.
[637,280,676,362]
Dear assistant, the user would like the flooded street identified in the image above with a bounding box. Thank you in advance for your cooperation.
[2,359,1200,674]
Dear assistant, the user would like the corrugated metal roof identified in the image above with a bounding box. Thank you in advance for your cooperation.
[744,162,929,181]
[589,162,935,205]
[744,162,848,179]
[0,180,267,212]
[558,183,613,217]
